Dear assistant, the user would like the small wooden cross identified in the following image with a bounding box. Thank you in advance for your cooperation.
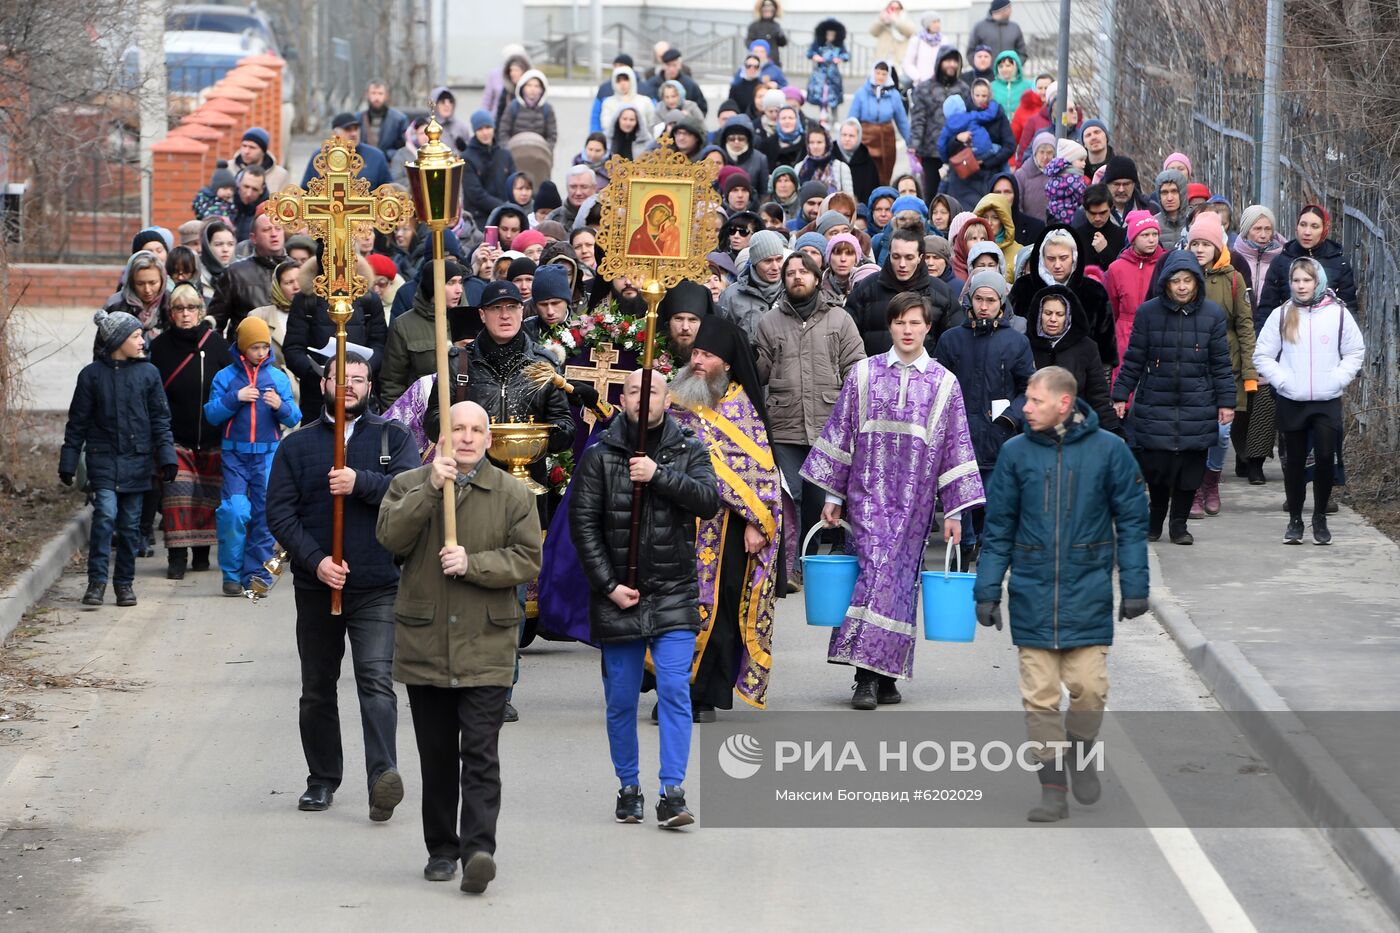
[564,342,632,426]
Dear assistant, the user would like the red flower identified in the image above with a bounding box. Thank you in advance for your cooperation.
[549,466,566,484]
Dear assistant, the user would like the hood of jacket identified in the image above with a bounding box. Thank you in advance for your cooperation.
[486,203,531,231]
[974,192,1018,245]
[865,185,899,228]
[611,66,639,97]
[1026,283,1090,350]
[814,18,847,47]
[935,46,963,85]
[993,50,1024,81]
[719,113,756,148]
[965,240,1007,280]
[1155,249,1207,311]
[514,68,550,105]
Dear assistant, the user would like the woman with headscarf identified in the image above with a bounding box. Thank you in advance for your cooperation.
[950,214,993,282]
[1253,257,1364,544]
[198,217,237,302]
[760,104,807,170]
[835,118,880,205]
[607,104,654,161]
[1027,284,1120,433]
[102,251,169,344]
[847,60,911,187]
[247,259,304,404]
[148,283,232,579]
[795,125,852,195]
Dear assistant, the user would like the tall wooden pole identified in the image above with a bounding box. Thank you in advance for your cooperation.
[328,297,351,615]
[431,230,458,545]
[626,274,666,588]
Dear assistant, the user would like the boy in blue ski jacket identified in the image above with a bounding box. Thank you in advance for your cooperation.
[204,316,301,594]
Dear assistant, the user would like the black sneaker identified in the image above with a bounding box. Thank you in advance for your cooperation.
[876,676,902,705]
[1284,517,1305,544]
[369,768,404,822]
[222,580,245,597]
[114,585,137,607]
[692,702,716,723]
[851,679,878,711]
[423,855,456,882]
[81,583,105,607]
[1312,516,1332,545]
[615,785,644,823]
[1326,498,1339,514]
[1168,524,1193,546]
[503,702,519,723]
[656,785,695,829]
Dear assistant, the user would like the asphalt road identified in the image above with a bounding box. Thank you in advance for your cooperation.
[0,542,1390,932]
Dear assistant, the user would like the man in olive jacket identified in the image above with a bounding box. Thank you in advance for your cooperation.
[376,400,542,894]
[569,369,719,829]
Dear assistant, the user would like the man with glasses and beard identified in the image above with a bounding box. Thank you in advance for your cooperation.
[668,317,783,719]
[265,353,422,819]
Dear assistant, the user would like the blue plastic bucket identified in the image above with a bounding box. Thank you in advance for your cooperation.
[801,522,858,627]
[921,540,977,642]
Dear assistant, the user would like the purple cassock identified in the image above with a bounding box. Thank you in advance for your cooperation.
[801,351,985,680]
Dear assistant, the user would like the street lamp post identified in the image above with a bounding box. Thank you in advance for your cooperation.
[405,116,466,546]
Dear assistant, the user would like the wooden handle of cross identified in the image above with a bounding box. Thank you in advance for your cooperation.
[430,233,458,547]
[626,278,666,588]
[328,298,352,616]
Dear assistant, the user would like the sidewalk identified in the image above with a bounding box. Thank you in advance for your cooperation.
[1147,466,1400,916]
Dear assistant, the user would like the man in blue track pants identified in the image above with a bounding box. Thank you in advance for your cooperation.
[569,369,719,829]
[204,316,300,595]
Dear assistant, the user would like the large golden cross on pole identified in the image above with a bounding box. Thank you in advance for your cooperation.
[267,137,413,615]
[563,343,632,427]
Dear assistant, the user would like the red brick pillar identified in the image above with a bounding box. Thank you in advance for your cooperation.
[183,109,238,164]
[238,55,287,160]
[150,135,208,234]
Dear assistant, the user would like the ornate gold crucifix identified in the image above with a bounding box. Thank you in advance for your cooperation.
[564,342,633,427]
[266,137,413,614]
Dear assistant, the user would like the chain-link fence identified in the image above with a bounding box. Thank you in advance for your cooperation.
[1110,0,1399,449]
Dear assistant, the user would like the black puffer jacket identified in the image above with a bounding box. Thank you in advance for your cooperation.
[1025,285,1121,433]
[933,315,1036,469]
[569,414,720,643]
[209,252,285,340]
[1256,236,1358,329]
[59,356,176,492]
[283,273,388,425]
[844,257,957,355]
[1008,223,1120,368]
[1111,251,1237,452]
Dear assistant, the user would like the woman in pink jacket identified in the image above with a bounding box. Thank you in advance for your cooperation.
[1105,210,1167,384]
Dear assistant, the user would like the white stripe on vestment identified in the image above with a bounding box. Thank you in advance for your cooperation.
[938,459,980,488]
[814,436,851,465]
[847,604,916,636]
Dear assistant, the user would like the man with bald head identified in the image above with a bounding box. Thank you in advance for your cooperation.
[378,400,543,892]
[570,369,718,828]
[266,353,421,820]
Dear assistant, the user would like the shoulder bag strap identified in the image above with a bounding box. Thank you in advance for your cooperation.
[162,330,213,389]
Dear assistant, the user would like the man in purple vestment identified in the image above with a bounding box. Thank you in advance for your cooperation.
[802,292,985,710]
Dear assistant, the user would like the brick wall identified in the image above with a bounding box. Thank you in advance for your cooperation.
[5,263,124,309]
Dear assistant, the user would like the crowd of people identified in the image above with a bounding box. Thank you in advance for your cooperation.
[56,1,1366,893]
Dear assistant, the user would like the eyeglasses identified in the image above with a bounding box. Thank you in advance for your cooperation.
[329,377,371,388]
[170,304,203,312]
[745,62,760,70]
[485,302,524,315]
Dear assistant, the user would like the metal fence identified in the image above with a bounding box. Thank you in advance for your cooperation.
[1111,0,1400,449]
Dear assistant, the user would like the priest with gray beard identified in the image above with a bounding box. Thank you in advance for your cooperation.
[667,317,783,716]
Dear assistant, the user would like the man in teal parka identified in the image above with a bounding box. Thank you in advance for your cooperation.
[973,366,1149,823]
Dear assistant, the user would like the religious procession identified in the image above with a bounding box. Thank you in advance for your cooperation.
[37,0,1380,911]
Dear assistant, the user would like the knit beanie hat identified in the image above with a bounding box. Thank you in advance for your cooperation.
[891,194,929,218]
[92,308,143,354]
[747,229,787,265]
[794,232,828,255]
[512,229,547,253]
[1163,152,1192,175]
[241,126,271,152]
[365,253,398,280]
[923,235,951,260]
[535,180,562,212]
[1103,155,1139,185]
[236,316,272,353]
[990,0,1011,12]
[1186,182,1211,203]
[1155,169,1188,195]
[209,160,236,191]
[470,110,495,132]
[1031,131,1057,155]
[1077,119,1108,143]
[825,233,864,263]
[506,256,537,280]
[1056,139,1088,163]
[531,265,573,304]
[967,268,1008,300]
[1125,209,1159,244]
[851,263,881,285]
[761,89,786,112]
[535,220,568,242]
[816,210,850,235]
[131,226,173,254]
[1237,204,1276,238]
[1187,211,1226,254]
[796,180,829,206]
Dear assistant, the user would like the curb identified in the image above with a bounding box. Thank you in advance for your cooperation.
[0,507,91,643]
[1149,570,1400,924]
